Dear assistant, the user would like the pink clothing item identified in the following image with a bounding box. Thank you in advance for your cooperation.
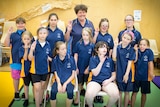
[11,69,21,79]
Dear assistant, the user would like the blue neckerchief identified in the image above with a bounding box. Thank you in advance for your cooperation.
[17,30,25,35]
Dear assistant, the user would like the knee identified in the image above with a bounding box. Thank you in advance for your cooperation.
[85,89,94,99]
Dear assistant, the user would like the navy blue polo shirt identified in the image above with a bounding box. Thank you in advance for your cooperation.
[34,40,51,74]
[135,49,154,81]
[10,30,25,63]
[19,46,31,77]
[89,56,115,83]
[52,54,76,83]
[116,44,136,82]
[46,27,64,53]
[70,18,95,54]
[95,32,114,49]
[73,40,94,74]
[118,28,142,46]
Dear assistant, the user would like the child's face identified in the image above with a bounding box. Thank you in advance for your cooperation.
[16,22,26,30]
[38,29,48,41]
[139,40,149,52]
[100,21,109,33]
[49,15,58,27]
[82,30,90,41]
[122,34,132,46]
[57,44,67,57]
[125,15,134,28]
[22,34,31,45]
[97,44,107,56]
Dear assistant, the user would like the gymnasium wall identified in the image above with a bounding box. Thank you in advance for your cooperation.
[0,0,160,50]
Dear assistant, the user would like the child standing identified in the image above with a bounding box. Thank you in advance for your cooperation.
[50,41,76,107]
[85,41,119,107]
[28,27,52,107]
[131,39,155,107]
[73,27,94,105]
[19,31,34,106]
[4,17,26,100]
[112,30,136,107]
[93,18,114,58]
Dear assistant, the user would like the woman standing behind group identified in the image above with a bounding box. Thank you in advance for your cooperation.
[65,4,95,55]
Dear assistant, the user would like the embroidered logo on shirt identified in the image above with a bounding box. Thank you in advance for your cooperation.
[106,62,110,68]
[46,48,50,54]
[144,55,148,61]
[107,38,111,43]
[126,53,130,58]
[57,33,61,38]
[67,62,71,68]
[88,48,92,54]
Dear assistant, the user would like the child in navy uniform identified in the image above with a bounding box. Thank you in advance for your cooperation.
[131,39,155,107]
[85,41,119,107]
[28,27,52,107]
[73,27,94,105]
[112,30,136,107]
[93,18,114,58]
[4,17,26,100]
[50,41,76,107]
[19,31,34,106]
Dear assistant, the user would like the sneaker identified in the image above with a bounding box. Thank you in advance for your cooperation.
[23,99,29,107]
[94,96,103,103]
[21,93,25,100]
[14,92,20,101]
[46,93,50,102]
[80,89,86,96]
[128,100,131,105]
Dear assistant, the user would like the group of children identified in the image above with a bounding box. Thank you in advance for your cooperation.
[4,6,155,107]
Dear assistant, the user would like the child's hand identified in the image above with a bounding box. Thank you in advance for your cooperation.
[48,56,52,61]
[84,69,89,74]
[8,26,13,34]
[99,55,106,63]
[76,69,79,75]
[67,21,72,32]
[134,44,138,51]
[94,28,99,37]
[123,74,129,83]
[58,83,63,93]
[102,79,110,86]
[30,41,36,51]
[62,83,67,93]
[23,43,30,49]
[114,38,119,46]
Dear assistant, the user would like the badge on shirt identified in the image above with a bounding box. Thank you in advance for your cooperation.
[144,55,148,61]
[67,62,71,68]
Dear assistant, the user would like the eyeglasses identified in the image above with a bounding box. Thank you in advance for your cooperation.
[125,19,134,21]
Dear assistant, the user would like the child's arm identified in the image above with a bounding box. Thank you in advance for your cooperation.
[102,71,116,86]
[112,38,118,61]
[148,61,155,79]
[54,72,63,93]
[4,27,13,46]
[92,56,106,76]
[74,53,79,74]
[84,66,89,74]
[134,44,138,63]
[64,21,72,42]
[123,60,132,83]
[28,41,36,61]
[62,71,75,92]
[109,49,113,58]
